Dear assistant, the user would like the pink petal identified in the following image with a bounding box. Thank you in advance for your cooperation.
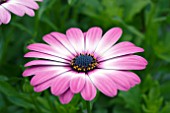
[99,42,144,61]
[89,70,117,97]
[85,27,103,53]
[120,72,141,87]
[81,76,97,101]
[99,55,148,70]
[42,34,74,59]
[9,0,39,10]
[22,66,70,77]
[100,70,140,91]
[95,27,122,56]
[50,32,77,56]
[34,77,56,92]
[2,3,25,16]
[22,6,35,17]
[59,89,74,104]
[0,6,11,24]
[24,52,69,63]
[66,28,84,54]
[24,60,68,67]
[70,73,85,93]
[27,43,71,59]
[35,0,43,2]
[106,70,141,89]
[51,71,73,96]
[30,67,69,86]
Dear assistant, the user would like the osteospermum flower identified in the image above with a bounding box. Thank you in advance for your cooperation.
[0,0,42,25]
[23,27,147,104]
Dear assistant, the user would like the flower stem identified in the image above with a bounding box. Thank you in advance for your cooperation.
[86,101,91,113]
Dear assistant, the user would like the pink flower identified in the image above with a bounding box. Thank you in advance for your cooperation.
[23,27,148,104]
[0,0,42,25]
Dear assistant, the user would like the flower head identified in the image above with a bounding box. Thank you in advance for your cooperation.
[0,0,42,25]
[23,27,148,104]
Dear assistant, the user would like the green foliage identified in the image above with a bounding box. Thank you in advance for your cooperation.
[0,0,170,113]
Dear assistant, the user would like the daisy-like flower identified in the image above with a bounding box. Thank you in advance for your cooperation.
[23,27,147,104]
[0,0,42,25]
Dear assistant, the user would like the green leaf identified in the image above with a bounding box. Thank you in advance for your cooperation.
[113,106,131,113]
[142,82,163,113]
[161,102,170,113]
[120,0,150,21]
[68,0,77,5]
[0,81,35,109]
[0,75,8,81]
[119,86,141,113]
[153,32,170,62]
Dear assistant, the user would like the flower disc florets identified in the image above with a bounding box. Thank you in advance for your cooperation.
[0,0,6,4]
[71,53,98,72]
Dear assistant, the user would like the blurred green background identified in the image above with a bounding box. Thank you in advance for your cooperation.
[0,0,170,113]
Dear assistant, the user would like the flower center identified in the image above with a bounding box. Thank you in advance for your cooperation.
[0,0,6,4]
[71,53,98,72]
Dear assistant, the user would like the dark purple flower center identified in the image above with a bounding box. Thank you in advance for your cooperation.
[0,0,6,4]
[71,54,98,72]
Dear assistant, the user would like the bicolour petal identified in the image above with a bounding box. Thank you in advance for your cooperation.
[85,27,102,53]
[27,43,73,60]
[50,32,77,56]
[22,66,70,77]
[9,0,39,10]
[35,0,43,2]
[24,51,69,63]
[24,60,68,67]
[99,55,148,70]
[81,76,97,101]
[43,35,74,60]
[0,6,11,24]
[59,89,74,104]
[34,77,56,92]
[30,67,69,86]
[2,3,25,16]
[89,70,117,97]
[66,28,84,54]
[93,69,140,91]
[95,27,122,56]
[99,42,144,61]
[51,71,73,96]
[70,73,85,93]
[21,6,35,17]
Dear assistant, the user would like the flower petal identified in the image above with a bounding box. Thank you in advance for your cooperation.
[95,27,122,56]
[2,3,25,16]
[81,76,97,101]
[22,6,35,17]
[9,0,39,10]
[24,52,69,63]
[85,27,102,53]
[99,55,148,70]
[89,70,117,97]
[99,42,144,61]
[50,32,77,56]
[66,28,84,54]
[43,35,74,60]
[0,6,11,24]
[24,60,68,67]
[34,77,56,92]
[98,69,140,91]
[30,68,69,86]
[59,89,74,104]
[51,71,73,96]
[70,73,85,93]
[22,66,70,77]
